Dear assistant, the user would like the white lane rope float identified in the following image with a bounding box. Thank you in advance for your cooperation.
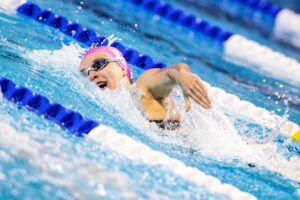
[224,34,300,85]
[274,9,300,49]
[88,125,256,199]
[204,82,300,142]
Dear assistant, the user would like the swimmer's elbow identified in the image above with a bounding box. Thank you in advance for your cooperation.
[174,63,190,72]
[167,63,191,83]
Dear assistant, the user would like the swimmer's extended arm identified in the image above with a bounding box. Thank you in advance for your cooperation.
[136,63,211,110]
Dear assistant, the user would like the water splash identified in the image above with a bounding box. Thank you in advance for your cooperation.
[90,34,122,48]
[27,42,84,72]
[106,34,122,46]
[24,43,300,184]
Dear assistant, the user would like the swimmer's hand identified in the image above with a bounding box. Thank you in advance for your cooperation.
[172,68,211,111]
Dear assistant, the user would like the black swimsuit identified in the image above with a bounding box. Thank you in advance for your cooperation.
[149,120,181,130]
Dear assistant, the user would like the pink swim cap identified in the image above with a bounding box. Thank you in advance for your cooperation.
[83,46,133,82]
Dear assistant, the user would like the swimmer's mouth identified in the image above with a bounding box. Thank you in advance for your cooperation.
[97,81,107,89]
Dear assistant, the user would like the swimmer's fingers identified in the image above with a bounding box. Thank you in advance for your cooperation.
[196,79,209,99]
[190,88,210,109]
[194,82,211,108]
[188,90,208,109]
[184,95,191,112]
[177,70,211,109]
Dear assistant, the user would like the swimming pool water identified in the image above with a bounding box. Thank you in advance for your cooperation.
[0,0,300,199]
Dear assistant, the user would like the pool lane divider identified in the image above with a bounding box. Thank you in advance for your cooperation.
[190,0,300,49]
[0,77,257,199]
[165,0,300,48]
[125,0,300,85]
[292,130,300,142]
[17,2,167,70]
[274,9,300,49]
[2,0,299,141]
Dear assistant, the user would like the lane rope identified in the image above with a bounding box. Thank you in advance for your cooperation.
[125,0,300,85]
[274,9,300,49]
[0,76,256,199]
[223,34,300,85]
[182,0,300,49]
[291,130,300,142]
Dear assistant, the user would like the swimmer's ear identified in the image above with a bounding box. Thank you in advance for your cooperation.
[184,95,191,112]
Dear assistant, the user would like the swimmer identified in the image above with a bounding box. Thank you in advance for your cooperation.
[80,46,211,130]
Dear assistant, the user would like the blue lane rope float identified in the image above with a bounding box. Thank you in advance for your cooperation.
[0,77,98,136]
[215,0,300,49]
[126,0,272,42]
[128,0,234,43]
[16,2,166,70]
[223,0,282,17]
[195,0,283,19]
[133,0,300,48]
[125,0,278,39]
[164,0,280,34]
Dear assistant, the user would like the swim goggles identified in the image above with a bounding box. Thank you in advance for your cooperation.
[81,58,125,76]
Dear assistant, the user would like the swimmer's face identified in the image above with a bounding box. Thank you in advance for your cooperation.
[80,53,130,90]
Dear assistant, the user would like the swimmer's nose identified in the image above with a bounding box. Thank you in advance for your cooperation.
[88,70,106,83]
[88,71,98,81]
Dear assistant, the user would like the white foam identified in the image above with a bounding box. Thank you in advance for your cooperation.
[0,0,26,14]
[88,84,300,182]
[178,96,300,182]
[0,38,26,52]
[191,108,300,182]
[25,42,105,102]
[27,42,85,72]
[0,172,5,180]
